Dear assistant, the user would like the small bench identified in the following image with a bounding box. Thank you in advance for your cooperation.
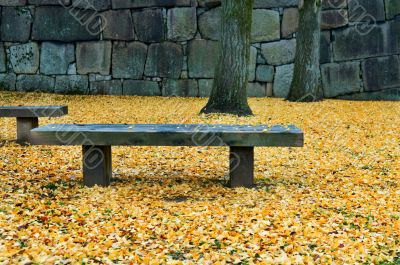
[0,106,68,144]
[30,124,303,188]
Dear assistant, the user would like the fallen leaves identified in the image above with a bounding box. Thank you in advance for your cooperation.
[0,91,399,264]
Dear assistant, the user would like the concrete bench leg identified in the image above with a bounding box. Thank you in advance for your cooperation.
[16,117,39,145]
[229,146,254,188]
[82,145,112,187]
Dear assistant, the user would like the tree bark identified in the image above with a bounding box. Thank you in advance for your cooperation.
[200,0,254,116]
[287,0,323,102]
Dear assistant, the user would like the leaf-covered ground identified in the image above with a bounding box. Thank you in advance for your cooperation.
[0,92,399,264]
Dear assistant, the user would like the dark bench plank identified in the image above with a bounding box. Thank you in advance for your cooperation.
[0,106,68,117]
[30,124,303,147]
[0,106,68,144]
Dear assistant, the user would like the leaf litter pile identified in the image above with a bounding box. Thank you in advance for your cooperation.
[0,92,399,264]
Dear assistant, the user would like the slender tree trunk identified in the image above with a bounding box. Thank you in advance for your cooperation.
[287,0,323,102]
[200,0,254,116]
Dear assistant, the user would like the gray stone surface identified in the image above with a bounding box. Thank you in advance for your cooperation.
[112,0,191,9]
[0,73,16,91]
[1,6,33,42]
[72,0,110,10]
[348,0,385,22]
[132,9,165,43]
[251,9,280,43]
[321,9,348,29]
[55,75,89,94]
[76,41,111,75]
[167,7,197,41]
[0,0,26,5]
[188,39,218,78]
[254,0,297,8]
[145,42,183,78]
[321,62,362,98]
[385,0,400,19]
[101,10,135,40]
[281,8,298,38]
[28,0,70,4]
[256,65,274,82]
[198,0,220,8]
[198,79,213,97]
[32,6,100,41]
[163,79,198,97]
[362,55,400,92]
[40,42,75,75]
[16,75,55,92]
[198,7,220,41]
[320,31,332,64]
[248,46,257,82]
[123,80,161,96]
[90,80,122,95]
[261,39,296,66]
[112,41,147,79]
[9,43,40,74]
[247,82,266,97]
[336,88,399,101]
[0,44,6,73]
[333,25,388,61]
[322,0,346,9]
[273,64,294,98]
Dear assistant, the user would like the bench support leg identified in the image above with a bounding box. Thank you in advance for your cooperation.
[82,146,112,187]
[16,117,38,145]
[229,146,254,188]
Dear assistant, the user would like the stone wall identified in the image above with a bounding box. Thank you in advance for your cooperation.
[0,0,399,99]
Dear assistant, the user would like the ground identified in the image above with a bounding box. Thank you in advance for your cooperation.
[0,91,399,264]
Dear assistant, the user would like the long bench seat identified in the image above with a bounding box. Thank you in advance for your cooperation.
[30,124,304,187]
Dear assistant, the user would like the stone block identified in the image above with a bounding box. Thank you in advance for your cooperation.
[281,8,298,38]
[112,0,191,9]
[362,55,400,92]
[90,80,122,95]
[248,46,257,82]
[1,6,32,42]
[0,73,16,91]
[0,44,6,73]
[145,42,183,78]
[163,79,198,97]
[321,9,348,29]
[322,0,346,9]
[320,31,332,64]
[251,9,280,43]
[332,25,387,61]
[132,9,165,43]
[9,43,39,74]
[253,0,297,8]
[101,10,135,40]
[123,80,161,96]
[55,75,89,94]
[273,64,294,98]
[198,7,220,40]
[198,79,213,97]
[29,0,70,4]
[72,0,110,11]
[40,42,75,75]
[247,82,266,97]
[16,75,55,92]
[348,0,385,22]
[32,6,100,41]
[167,7,197,41]
[188,39,218,78]
[336,88,400,101]
[321,62,362,98]
[112,41,147,79]
[198,0,220,8]
[385,0,400,19]
[0,0,26,5]
[76,41,111,75]
[256,65,274,83]
[261,39,296,66]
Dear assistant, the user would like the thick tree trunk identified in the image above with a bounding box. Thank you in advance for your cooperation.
[287,0,323,102]
[200,0,254,116]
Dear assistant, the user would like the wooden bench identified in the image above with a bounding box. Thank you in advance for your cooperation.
[0,106,68,144]
[30,124,303,188]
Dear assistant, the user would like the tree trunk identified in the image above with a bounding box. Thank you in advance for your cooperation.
[287,0,323,102]
[200,0,254,116]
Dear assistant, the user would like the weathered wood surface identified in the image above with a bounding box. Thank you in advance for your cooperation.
[0,106,68,117]
[30,124,304,147]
